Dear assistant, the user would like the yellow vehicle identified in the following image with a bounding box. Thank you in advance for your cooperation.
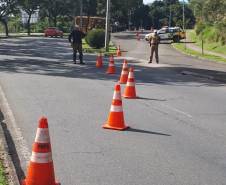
[157,27,186,42]
[75,16,105,33]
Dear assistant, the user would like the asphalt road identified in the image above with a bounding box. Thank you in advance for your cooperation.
[0,34,226,185]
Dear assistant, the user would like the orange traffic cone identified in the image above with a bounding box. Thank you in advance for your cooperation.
[123,67,137,99]
[119,59,129,84]
[116,45,122,57]
[21,117,60,185]
[106,55,116,74]
[96,53,103,68]
[103,84,129,130]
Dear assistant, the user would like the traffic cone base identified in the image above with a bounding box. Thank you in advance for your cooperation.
[103,123,129,130]
[106,55,116,74]
[103,111,128,130]
[123,86,137,99]
[106,68,116,74]
[123,67,137,98]
[103,84,129,131]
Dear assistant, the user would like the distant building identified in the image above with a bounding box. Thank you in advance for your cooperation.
[21,9,39,24]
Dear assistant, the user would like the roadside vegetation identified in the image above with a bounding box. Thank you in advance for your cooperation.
[189,0,226,51]
[173,42,226,63]
[83,39,116,56]
[187,29,226,56]
[0,161,8,185]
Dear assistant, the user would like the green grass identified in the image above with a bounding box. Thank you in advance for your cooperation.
[173,42,226,63]
[187,29,226,55]
[0,161,8,185]
[82,39,117,56]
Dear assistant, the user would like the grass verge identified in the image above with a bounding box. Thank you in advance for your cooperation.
[82,39,117,56]
[172,42,226,63]
[0,161,8,185]
[187,30,226,56]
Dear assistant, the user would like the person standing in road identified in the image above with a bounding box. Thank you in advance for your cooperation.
[148,30,160,64]
[68,25,86,64]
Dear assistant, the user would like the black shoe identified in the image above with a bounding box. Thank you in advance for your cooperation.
[148,60,152,63]
[80,62,85,65]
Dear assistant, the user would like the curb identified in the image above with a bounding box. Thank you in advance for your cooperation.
[0,114,20,185]
[0,84,30,185]
[172,43,226,64]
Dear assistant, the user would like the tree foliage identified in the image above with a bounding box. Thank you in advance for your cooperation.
[0,0,18,36]
[149,0,195,29]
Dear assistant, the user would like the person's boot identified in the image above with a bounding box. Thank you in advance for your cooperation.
[79,55,85,64]
[73,53,77,64]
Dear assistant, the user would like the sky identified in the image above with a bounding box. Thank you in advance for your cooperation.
[143,0,188,4]
[143,0,154,4]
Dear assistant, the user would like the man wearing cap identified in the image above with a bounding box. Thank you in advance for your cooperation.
[148,30,160,64]
[68,25,86,64]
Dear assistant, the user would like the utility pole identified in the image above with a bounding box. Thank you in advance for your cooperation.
[105,0,111,52]
[182,0,187,49]
[183,0,185,30]
[169,2,172,27]
[80,0,83,28]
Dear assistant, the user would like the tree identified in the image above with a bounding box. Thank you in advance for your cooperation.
[0,0,18,36]
[149,0,195,29]
[19,0,39,35]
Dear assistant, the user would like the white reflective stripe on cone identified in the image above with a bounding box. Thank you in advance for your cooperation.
[35,128,50,143]
[121,71,128,75]
[113,91,121,100]
[126,82,135,86]
[128,73,134,79]
[31,152,52,163]
[109,64,114,67]
[110,105,123,112]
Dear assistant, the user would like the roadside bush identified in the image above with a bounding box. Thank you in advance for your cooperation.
[195,22,206,35]
[85,29,105,49]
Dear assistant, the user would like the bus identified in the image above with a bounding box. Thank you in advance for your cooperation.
[75,16,105,33]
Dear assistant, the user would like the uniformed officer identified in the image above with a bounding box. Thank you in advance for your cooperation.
[68,25,86,64]
[148,30,160,64]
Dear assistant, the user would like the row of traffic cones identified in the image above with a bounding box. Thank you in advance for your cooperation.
[95,52,137,131]
[96,54,137,99]
[21,50,134,185]
[96,45,121,69]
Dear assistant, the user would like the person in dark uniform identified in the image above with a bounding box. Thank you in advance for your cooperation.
[148,30,160,64]
[68,25,86,64]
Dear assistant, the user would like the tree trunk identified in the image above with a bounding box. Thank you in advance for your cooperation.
[27,14,32,36]
[1,20,9,37]
[53,16,57,27]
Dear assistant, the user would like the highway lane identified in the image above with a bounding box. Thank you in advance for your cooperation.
[0,36,226,185]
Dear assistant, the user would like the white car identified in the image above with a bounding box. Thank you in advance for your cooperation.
[145,27,186,42]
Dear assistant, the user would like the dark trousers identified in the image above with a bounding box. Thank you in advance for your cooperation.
[72,43,83,63]
[150,45,159,63]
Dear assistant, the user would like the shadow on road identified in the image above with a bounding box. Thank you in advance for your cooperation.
[127,127,171,136]
[137,97,167,101]
[0,37,226,87]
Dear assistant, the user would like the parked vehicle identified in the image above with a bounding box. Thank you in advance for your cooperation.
[145,27,186,43]
[44,27,63,38]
